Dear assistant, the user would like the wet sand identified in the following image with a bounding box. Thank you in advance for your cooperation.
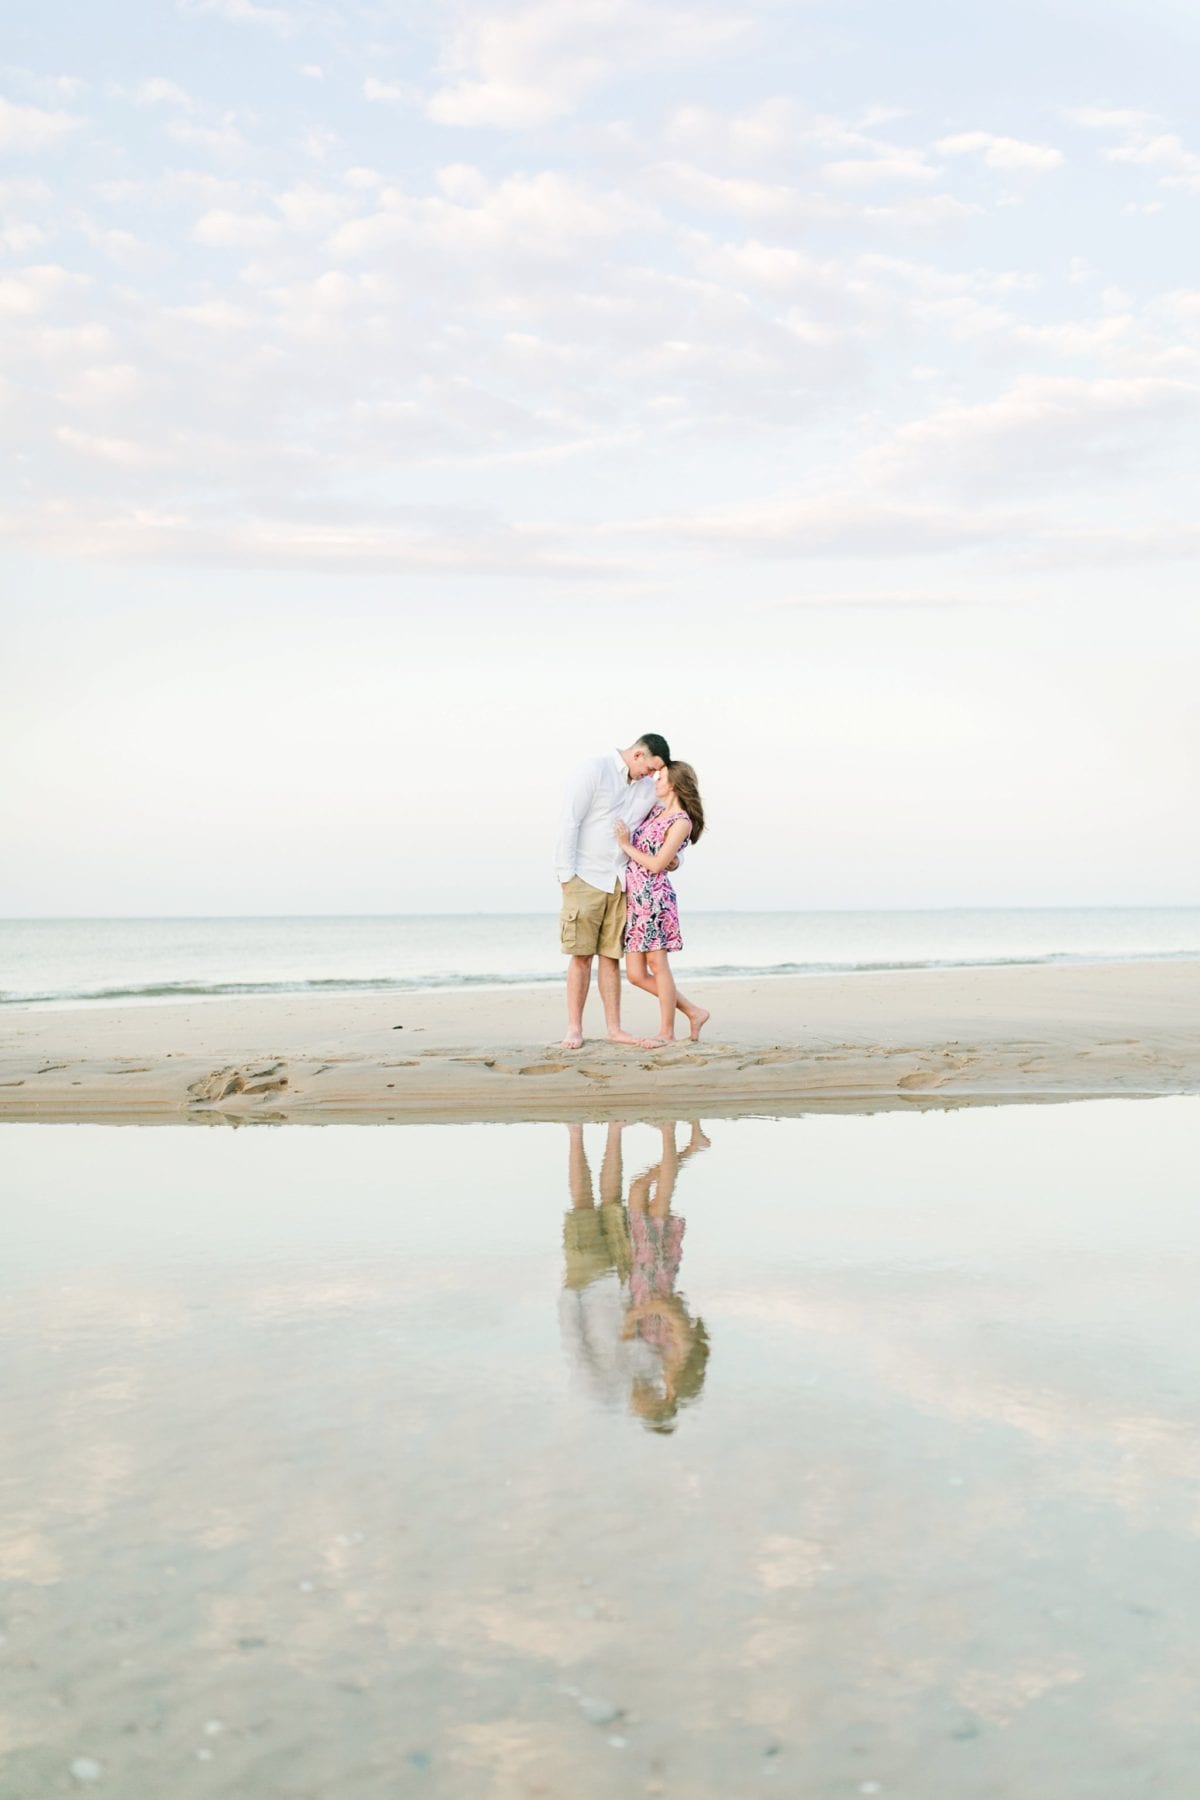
[3,1101,1200,1797]
[0,959,1196,1123]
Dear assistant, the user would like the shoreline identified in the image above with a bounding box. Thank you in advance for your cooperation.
[0,958,1196,1125]
[8,944,1200,1014]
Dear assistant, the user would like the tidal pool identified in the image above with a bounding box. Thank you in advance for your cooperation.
[2,1099,1199,1797]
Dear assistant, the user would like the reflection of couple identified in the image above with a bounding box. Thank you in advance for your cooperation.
[555,734,708,1050]
[558,1121,711,1433]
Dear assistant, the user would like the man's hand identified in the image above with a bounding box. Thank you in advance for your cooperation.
[666,856,680,872]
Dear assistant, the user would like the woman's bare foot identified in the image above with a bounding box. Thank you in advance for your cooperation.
[560,1031,584,1050]
[688,1007,710,1042]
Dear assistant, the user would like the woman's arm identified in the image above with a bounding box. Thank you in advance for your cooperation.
[615,816,690,875]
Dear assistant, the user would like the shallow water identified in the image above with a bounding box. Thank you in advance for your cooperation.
[5,906,1199,1006]
[3,1100,1200,1797]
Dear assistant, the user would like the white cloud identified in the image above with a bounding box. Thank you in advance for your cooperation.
[1106,132,1200,192]
[872,374,1200,489]
[167,113,248,157]
[936,131,1063,172]
[427,0,745,129]
[135,77,194,108]
[0,94,83,152]
[623,491,1021,555]
[192,208,282,248]
[55,426,163,467]
[165,299,255,329]
[0,222,49,253]
[663,97,797,162]
[327,170,640,263]
[860,193,980,231]
[179,0,292,28]
[0,177,51,208]
[0,67,87,104]
[1013,316,1134,357]
[0,264,87,316]
[822,151,938,186]
[56,364,143,407]
[363,78,410,103]
[0,497,608,577]
[274,182,351,232]
[1066,106,1156,132]
[79,224,153,269]
[648,159,818,222]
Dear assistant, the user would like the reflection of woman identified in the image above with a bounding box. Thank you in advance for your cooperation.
[614,762,709,1048]
[622,1123,710,1433]
[558,1121,710,1433]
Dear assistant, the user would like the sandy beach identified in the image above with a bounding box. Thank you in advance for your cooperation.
[1,958,1195,1123]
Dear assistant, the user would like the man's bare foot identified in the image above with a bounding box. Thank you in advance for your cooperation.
[605,1028,644,1046]
[560,1032,584,1050]
[688,1008,710,1042]
[641,1035,677,1049]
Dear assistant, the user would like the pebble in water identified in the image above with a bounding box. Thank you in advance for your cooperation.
[578,1696,622,1727]
[70,1760,103,1784]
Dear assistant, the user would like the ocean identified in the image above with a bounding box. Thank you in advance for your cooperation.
[2,907,1198,1009]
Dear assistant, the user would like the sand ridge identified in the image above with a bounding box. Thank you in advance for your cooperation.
[0,959,1196,1123]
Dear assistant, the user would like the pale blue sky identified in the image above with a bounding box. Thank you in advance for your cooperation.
[2,0,1197,912]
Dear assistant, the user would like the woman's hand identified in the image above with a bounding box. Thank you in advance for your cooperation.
[614,819,631,844]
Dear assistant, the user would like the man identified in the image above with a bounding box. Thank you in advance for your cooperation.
[555,733,671,1049]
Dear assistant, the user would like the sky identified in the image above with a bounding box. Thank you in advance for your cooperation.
[2,0,1197,915]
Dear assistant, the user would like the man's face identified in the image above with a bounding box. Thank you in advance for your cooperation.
[629,746,665,780]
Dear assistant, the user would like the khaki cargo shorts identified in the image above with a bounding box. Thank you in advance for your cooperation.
[559,875,626,959]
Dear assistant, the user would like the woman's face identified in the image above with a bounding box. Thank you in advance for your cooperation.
[654,765,672,800]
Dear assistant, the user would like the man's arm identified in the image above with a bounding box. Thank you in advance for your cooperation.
[554,761,599,884]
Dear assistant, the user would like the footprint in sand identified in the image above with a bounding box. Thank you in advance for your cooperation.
[188,1063,289,1102]
[898,1071,943,1090]
[517,1062,570,1076]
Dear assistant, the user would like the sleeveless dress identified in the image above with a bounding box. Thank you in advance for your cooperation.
[624,806,691,952]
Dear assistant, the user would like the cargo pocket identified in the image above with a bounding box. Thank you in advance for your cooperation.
[560,907,580,950]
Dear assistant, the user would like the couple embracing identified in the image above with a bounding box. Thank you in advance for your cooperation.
[555,734,709,1050]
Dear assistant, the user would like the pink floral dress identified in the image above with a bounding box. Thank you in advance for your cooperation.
[624,805,691,953]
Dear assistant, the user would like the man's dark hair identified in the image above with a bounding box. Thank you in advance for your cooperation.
[636,732,671,763]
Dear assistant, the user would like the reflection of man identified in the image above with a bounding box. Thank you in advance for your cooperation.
[557,1122,711,1432]
[559,1123,634,1410]
[554,735,671,1050]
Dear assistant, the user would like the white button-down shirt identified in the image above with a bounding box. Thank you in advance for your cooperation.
[554,749,660,890]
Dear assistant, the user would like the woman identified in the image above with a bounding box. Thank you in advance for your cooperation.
[614,760,709,1048]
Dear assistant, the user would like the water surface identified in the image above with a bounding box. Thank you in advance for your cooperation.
[3,1101,1199,1796]
[4,907,1198,1006]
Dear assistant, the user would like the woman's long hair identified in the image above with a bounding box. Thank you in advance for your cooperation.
[666,761,705,845]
